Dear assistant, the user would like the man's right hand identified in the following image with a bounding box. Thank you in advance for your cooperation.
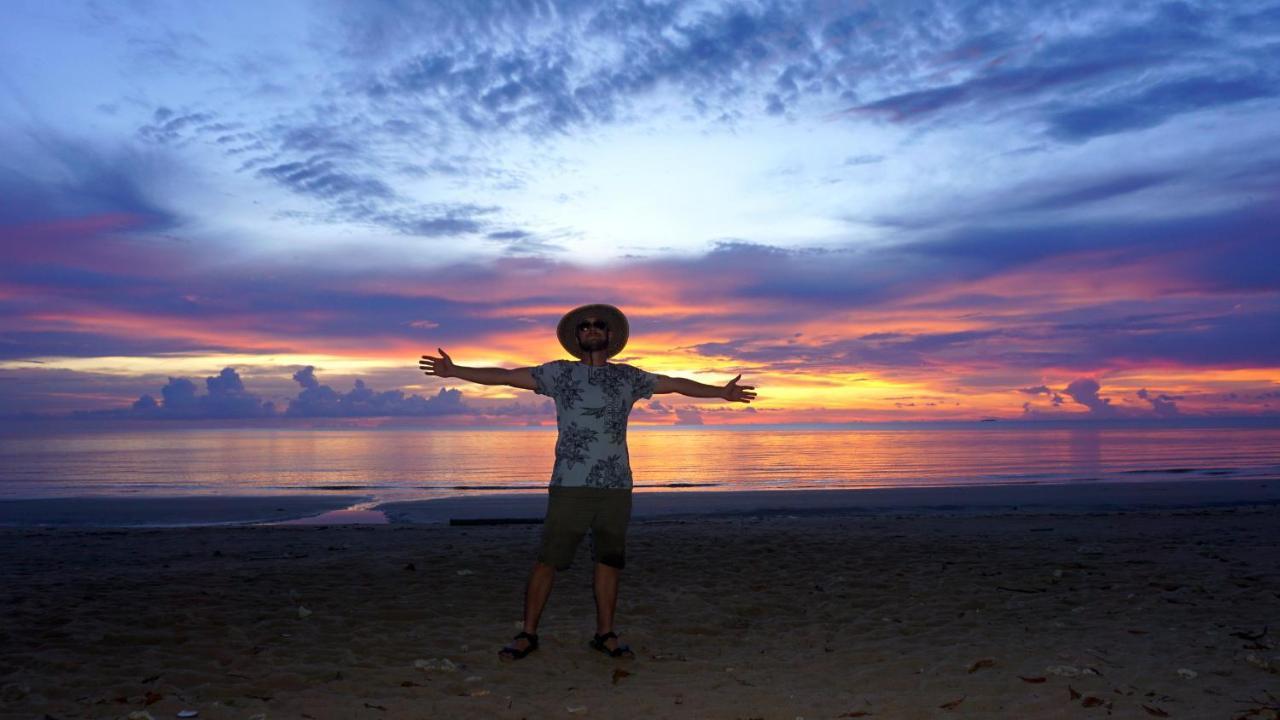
[419,348,455,378]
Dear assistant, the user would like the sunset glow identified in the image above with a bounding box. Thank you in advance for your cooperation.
[1,1,1277,423]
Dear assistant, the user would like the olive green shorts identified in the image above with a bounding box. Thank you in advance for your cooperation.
[538,487,633,570]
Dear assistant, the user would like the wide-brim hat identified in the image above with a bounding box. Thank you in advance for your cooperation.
[557,304,629,360]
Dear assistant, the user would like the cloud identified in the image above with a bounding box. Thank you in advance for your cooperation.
[0,132,178,231]
[1063,377,1117,416]
[1137,387,1182,416]
[1046,74,1277,142]
[674,406,704,426]
[1016,172,1175,212]
[286,365,466,417]
[257,158,395,202]
[121,367,276,419]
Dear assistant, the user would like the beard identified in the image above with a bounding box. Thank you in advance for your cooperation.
[578,335,609,353]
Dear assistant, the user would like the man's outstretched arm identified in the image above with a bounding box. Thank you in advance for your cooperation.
[654,374,756,403]
[419,348,537,390]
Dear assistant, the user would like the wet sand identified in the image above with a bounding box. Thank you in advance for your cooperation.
[3,502,1279,719]
[0,496,364,528]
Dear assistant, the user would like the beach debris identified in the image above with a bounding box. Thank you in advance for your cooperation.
[248,714,266,720]
[144,691,163,705]
[414,657,459,673]
[364,702,387,711]
[297,605,312,619]
[567,705,588,714]
[611,669,631,685]
[1077,544,1104,555]
[140,674,160,683]
[1244,651,1280,673]
[176,711,199,718]
[1068,686,1081,700]
[457,569,475,576]
[470,689,490,697]
[1232,626,1269,642]
[939,696,965,710]
[1233,690,1280,719]
[1018,676,1047,683]
[1141,706,1170,717]
[1176,668,1198,679]
[1046,665,1083,678]
[967,658,996,673]
[996,585,1045,594]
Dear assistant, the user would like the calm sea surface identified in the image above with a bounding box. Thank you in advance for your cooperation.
[2,424,1279,502]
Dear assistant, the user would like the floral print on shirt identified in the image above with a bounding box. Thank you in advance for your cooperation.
[532,360,660,489]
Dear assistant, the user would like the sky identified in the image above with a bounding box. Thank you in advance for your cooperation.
[1,0,1278,425]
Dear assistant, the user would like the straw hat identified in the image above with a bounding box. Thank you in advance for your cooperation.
[556,304,629,359]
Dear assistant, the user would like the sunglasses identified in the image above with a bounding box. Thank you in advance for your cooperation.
[576,320,610,332]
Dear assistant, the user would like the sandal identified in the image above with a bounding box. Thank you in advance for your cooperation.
[589,631,634,659]
[498,631,538,661]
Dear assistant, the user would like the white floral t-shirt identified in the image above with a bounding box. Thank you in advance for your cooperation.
[531,360,660,488]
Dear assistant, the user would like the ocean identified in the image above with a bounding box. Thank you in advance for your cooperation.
[3,423,1279,503]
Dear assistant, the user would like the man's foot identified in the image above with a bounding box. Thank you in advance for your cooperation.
[589,631,634,659]
[499,631,538,661]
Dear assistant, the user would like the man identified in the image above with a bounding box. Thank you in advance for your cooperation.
[419,303,755,661]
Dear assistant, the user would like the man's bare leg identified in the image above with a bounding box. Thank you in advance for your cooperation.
[505,561,556,654]
[592,561,624,651]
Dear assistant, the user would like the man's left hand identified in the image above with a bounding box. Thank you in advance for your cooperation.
[722,375,757,403]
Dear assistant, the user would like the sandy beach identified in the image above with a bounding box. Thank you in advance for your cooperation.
[3,495,1279,719]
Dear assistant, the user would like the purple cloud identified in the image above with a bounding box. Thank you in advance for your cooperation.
[1137,387,1182,416]
[1063,377,1116,416]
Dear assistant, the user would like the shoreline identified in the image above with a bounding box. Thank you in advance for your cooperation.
[0,495,364,528]
[1,477,1277,527]
[382,477,1280,524]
